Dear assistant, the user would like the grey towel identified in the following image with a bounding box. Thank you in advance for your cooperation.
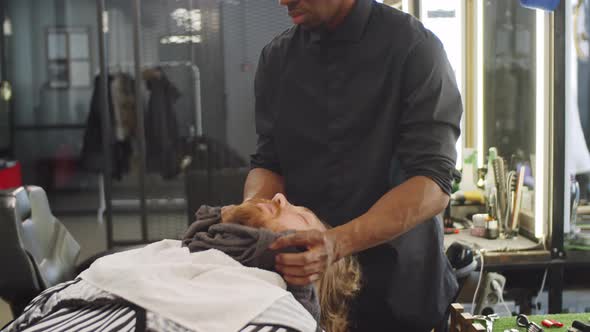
[181,205,321,325]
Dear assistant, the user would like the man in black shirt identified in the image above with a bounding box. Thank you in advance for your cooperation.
[244,0,462,330]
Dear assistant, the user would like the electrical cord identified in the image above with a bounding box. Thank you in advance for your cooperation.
[492,279,513,317]
[500,296,512,317]
[534,269,548,311]
[471,253,484,314]
[470,255,547,317]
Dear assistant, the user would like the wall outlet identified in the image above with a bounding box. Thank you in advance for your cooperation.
[475,272,507,315]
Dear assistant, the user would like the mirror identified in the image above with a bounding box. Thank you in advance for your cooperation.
[483,0,537,173]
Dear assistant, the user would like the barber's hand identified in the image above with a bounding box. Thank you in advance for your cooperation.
[269,229,338,286]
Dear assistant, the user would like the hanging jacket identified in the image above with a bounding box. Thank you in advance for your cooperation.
[144,68,182,179]
[81,75,132,180]
[111,74,137,140]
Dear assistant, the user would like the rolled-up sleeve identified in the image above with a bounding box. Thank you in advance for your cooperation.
[250,46,282,175]
[396,32,463,195]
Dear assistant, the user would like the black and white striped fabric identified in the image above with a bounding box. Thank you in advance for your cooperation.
[17,303,138,332]
[1,279,312,332]
[239,325,295,332]
[148,310,298,332]
[13,303,296,332]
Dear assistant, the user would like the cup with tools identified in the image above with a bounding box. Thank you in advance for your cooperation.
[484,148,527,239]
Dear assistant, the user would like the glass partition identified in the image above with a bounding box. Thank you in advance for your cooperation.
[95,0,293,246]
[2,0,100,212]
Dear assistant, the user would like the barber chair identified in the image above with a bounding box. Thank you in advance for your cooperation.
[447,242,479,291]
[432,242,480,332]
[0,186,80,317]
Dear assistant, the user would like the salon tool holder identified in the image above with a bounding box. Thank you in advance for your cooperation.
[517,314,544,332]
[572,320,590,332]
[490,156,520,237]
[474,314,500,332]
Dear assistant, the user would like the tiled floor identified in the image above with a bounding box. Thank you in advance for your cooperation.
[0,211,188,328]
[63,212,188,263]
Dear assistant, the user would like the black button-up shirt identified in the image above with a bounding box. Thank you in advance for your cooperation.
[251,0,461,329]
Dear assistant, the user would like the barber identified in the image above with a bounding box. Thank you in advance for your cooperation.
[243,0,462,331]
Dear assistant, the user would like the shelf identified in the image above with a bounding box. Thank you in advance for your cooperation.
[564,250,590,266]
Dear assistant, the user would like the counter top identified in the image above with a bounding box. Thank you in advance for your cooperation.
[444,229,551,269]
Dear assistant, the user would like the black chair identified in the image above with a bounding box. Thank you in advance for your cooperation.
[434,242,480,332]
[0,186,80,317]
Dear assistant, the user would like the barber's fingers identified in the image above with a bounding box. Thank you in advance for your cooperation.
[283,273,321,286]
[276,260,327,277]
[269,230,323,250]
[276,250,328,266]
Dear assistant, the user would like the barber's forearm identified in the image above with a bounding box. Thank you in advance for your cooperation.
[330,176,450,260]
[243,168,285,202]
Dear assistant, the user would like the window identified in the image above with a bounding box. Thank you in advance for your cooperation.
[46,27,92,88]
[419,0,465,167]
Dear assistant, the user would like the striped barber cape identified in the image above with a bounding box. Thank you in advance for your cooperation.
[1,279,317,332]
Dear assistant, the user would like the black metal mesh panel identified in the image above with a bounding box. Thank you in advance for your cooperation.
[222,1,291,160]
[103,0,291,242]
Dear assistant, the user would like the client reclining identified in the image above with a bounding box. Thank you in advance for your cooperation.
[183,193,361,332]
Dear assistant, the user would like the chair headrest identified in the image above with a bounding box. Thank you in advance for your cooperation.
[0,186,40,303]
[0,185,81,288]
[20,186,81,288]
[0,187,31,221]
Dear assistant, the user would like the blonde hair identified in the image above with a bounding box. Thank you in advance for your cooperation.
[222,200,362,332]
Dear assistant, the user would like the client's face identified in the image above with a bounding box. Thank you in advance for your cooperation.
[222,193,326,233]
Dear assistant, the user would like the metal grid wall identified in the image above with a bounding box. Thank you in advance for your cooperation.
[101,0,292,244]
[222,0,291,160]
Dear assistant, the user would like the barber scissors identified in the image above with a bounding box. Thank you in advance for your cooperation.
[517,314,544,332]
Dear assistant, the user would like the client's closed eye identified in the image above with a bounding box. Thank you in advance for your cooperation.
[298,213,309,225]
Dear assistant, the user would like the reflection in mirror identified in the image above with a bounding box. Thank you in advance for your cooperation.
[483,0,536,172]
[479,0,547,239]
[567,0,590,246]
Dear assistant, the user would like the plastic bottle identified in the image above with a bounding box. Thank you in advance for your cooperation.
[484,147,498,203]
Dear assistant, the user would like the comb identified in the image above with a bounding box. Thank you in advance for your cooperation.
[493,158,508,228]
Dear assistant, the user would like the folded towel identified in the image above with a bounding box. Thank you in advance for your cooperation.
[182,205,321,324]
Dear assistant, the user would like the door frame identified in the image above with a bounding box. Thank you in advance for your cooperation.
[0,0,14,158]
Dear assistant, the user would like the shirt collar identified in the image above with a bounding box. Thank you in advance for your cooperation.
[309,0,372,43]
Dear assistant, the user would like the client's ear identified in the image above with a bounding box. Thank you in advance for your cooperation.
[272,193,288,208]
